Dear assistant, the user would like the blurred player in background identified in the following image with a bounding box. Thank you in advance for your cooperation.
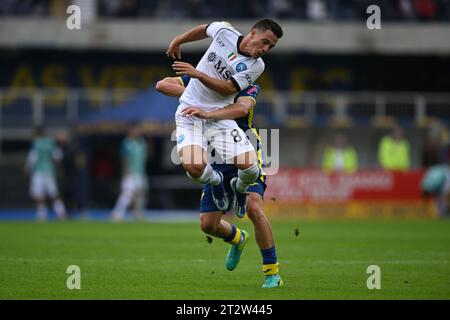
[24,126,67,221]
[166,19,283,221]
[156,75,283,288]
[421,164,450,218]
[111,123,149,221]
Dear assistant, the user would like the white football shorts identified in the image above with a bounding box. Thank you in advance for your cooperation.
[175,109,254,162]
[121,174,148,193]
[30,172,59,199]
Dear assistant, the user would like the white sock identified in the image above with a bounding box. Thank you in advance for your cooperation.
[112,191,132,219]
[37,203,47,220]
[236,163,260,193]
[187,164,221,186]
[133,191,146,218]
[53,199,66,219]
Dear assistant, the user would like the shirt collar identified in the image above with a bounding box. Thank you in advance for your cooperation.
[237,36,251,57]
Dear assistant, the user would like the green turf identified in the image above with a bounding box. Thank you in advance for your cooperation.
[0,219,449,299]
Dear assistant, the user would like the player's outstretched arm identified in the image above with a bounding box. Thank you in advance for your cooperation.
[166,24,209,60]
[155,77,185,97]
[181,96,254,120]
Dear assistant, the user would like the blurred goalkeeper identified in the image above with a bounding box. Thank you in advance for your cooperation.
[156,75,283,288]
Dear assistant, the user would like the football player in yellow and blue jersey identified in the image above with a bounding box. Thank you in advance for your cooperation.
[156,75,283,288]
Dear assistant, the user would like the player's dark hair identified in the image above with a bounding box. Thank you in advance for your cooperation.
[252,19,283,38]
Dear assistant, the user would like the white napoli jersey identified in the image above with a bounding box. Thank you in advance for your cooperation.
[178,21,265,112]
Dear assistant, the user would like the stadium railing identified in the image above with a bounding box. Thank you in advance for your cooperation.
[1,88,450,139]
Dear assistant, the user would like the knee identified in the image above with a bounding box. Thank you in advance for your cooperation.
[247,202,265,223]
[200,217,217,235]
[235,151,257,170]
[35,198,45,204]
[120,189,133,199]
[183,163,205,179]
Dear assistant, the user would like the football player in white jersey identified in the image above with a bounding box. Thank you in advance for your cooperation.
[166,19,282,225]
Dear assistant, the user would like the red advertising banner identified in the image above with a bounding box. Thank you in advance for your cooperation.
[265,169,426,203]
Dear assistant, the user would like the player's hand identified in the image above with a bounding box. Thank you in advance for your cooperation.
[181,107,210,119]
[166,38,181,60]
[172,61,200,78]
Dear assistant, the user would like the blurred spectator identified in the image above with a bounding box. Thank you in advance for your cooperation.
[322,133,358,174]
[25,126,67,221]
[92,150,115,206]
[378,127,411,171]
[306,0,327,20]
[398,0,416,19]
[414,0,437,20]
[421,121,448,168]
[422,134,441,168]
[421,164,450,217]
[55,130,89,219]
[111,123,149,221]
[267,0,293,19]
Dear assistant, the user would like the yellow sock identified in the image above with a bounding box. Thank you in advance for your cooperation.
[263,263,279,276]
[228,228,242,245]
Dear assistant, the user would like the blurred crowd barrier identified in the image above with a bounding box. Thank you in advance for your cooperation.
[1,88,449,137]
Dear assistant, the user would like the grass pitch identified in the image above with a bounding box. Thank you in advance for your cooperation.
[0,218,449,299]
